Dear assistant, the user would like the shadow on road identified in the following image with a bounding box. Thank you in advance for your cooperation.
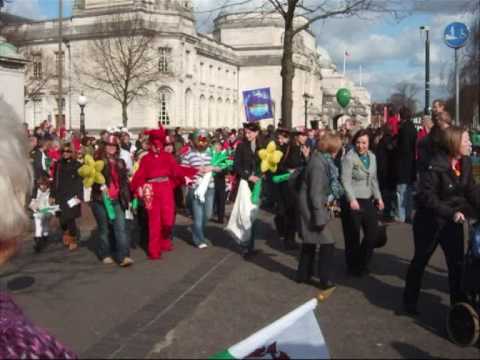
[390,341,447,359]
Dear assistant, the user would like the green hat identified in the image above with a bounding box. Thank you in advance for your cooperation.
[192,128,209,140]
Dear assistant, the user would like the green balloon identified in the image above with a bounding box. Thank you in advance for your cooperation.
[336,88,351,108]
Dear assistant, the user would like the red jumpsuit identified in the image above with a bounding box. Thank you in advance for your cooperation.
[131,141,196,260]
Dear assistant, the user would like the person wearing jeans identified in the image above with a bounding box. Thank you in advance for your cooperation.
[91,200,130,263]
[187,187,215,246]
[182,129,219,249]
[91,134,133,267]
[395,183,414,222]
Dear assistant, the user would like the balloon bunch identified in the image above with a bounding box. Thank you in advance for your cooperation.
[78,154,105,188]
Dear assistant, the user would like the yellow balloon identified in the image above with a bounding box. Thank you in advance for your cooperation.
[266,141,276,153]
[78,165,91,178]
[258,149,268,161]
[83,177,94,188]
[84,154,95,167]
[258,141,283,173]
[94,160,105,172]
[94,173,106,185]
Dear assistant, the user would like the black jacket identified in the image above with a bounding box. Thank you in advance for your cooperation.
[51,158,83,220]
[32,148,49,180]
[375,133,396,190]
[394,119,417,184]
[92,157,131,210]
[234,139,262,188]
[417,126,446,174]
[416,153,480,227]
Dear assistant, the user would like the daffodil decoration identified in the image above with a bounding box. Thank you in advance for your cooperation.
[259,141,283,173]
[78,154,106,188]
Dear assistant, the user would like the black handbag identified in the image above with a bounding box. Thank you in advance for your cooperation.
[375,222,388,249]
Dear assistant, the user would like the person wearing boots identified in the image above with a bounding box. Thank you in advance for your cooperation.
[29,176,54,253]
[296,133,343,289]
[91,134,134,267]
[50,143,83,251]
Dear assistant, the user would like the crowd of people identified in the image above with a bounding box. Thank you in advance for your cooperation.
[1,95,479,357]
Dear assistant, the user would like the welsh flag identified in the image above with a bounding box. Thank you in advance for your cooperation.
[210,299,329,359]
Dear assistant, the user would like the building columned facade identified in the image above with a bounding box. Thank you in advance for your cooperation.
[3,0,371,131]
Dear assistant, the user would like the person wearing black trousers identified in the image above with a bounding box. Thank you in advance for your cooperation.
[212,141,227,224]
[403,126,480,315]
[341,130,384,277]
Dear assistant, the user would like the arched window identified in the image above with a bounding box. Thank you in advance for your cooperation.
[217,97,223,127]
[208,96,215,128]
[185,88,193,127]
[225,98,231,126]
[199,95,207,128]
[159,87,173,126]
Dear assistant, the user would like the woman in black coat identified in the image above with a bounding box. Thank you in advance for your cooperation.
[50,143,83,250]
[403,126,480,315]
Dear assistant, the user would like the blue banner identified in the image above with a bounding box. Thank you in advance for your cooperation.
[242,88,273,122]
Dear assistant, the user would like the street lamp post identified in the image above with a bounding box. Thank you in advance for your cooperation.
[78,93,87,137]
[303,93,313,129]
[64,39,72,130]
[420,26,431,115]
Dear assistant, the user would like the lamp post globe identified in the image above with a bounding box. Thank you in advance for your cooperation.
[78,93,87,136]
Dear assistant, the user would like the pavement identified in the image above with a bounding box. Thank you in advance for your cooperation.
[0,204,479,359]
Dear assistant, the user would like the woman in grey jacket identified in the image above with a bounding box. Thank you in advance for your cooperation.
[341,129,384,277]
[296,133,343,289]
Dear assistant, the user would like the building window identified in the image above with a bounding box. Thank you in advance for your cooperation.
[33,54,43,79]
[185,50,191,75]
[209,64,214,84]
[54,50,65,75]
[159,89,172,126]
[159,47,172,73]
[200,62,204,83]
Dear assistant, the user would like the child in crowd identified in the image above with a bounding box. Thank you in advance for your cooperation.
[29,176,57,253]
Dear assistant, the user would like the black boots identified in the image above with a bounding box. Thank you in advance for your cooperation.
[318,244,335,290]
[33,236,47,253]
[296,244,316,283]
[296,243,335,288]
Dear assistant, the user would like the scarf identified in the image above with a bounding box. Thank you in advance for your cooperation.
[322,153,344,200]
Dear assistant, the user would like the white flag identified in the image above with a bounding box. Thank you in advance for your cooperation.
[211,299,329,359]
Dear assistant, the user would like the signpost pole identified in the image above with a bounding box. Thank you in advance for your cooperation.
[455,48,460,125]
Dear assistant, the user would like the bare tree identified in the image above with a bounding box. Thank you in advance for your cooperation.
[77,12,160,127]
[21,47,56,105]
[388,81,420,114]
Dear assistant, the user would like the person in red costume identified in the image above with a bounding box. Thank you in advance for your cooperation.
[130,127,198,259]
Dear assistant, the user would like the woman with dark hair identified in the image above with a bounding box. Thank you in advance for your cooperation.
[90,134,134,267]
[403,126,480,315]
[341,129,384,276]
[50,143,83,251]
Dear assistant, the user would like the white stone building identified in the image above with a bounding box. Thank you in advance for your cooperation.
[0,36,27,121]
[3,0,371,131]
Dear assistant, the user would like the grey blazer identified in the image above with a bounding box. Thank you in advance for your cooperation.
[341,149,382,202]
[297,152,334,245]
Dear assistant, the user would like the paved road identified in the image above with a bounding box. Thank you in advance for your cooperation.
[0,205,479,358]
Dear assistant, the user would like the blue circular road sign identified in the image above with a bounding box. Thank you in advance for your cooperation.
[444,22,470,48]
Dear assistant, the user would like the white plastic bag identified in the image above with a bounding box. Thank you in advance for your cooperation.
[194,172,213,203]
[226,179,259,245]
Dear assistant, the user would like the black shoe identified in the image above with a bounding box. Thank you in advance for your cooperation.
[284,242,299,251]
[33,237,43,253]
[242,249,258,260]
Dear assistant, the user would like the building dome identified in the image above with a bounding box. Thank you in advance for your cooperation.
[0,36,24,60]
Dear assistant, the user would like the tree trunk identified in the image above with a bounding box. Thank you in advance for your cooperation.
[122,102,128,127]
[281,28,295,129]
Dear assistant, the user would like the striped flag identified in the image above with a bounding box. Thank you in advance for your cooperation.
[211,299,329,359]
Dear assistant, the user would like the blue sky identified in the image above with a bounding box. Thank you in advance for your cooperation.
[5,0,476,107]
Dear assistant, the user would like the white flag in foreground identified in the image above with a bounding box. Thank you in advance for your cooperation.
[211,299,329,359]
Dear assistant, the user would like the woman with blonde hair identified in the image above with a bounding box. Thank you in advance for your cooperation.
[0,98,76,357]
[404,125,480,315]
[296,133,344,289]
